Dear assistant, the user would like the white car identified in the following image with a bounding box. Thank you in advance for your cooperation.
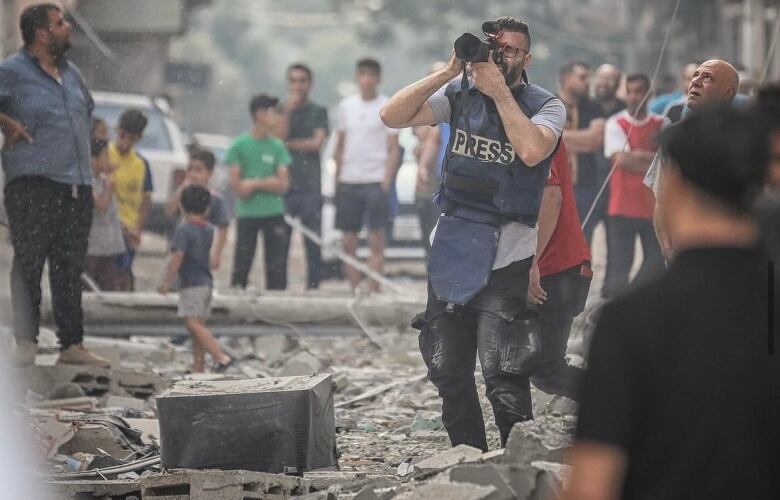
[92,91,190,233]
[320,128,426,271]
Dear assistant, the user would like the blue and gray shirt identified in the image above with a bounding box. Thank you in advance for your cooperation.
[0,50,93,186]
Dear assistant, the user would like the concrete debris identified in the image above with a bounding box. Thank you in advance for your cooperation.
[11,318,576,498]
[254,332,300,366]
[104,394,147,411]
[277,350,326,376]
[50,479,141,499]
[503,415,576,465]
[46,382,86,400]
[32,396,98,411]
[446,464,517,500]
[415,444,485,473]
[480,449,505,462]
[18,364,167,400]
[396,461,414,477]
[395,481,497,500]
[140,469,311,499]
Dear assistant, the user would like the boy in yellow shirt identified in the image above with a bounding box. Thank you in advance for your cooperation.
[110,109,152,291]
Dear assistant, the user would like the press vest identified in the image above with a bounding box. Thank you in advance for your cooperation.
[436,82,558,226]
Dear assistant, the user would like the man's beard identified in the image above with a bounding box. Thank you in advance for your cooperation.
[50,39,71,58]
[504,63,524,87]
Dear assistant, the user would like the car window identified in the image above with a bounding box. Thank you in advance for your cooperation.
[93,104,173,152]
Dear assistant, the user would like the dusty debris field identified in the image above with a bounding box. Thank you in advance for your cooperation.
[16,324,577,499]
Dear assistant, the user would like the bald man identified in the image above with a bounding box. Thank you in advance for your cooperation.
[644,59,739,260]
[593,64,625,117]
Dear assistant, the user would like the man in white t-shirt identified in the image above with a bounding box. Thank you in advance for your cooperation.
[333,58,401,292]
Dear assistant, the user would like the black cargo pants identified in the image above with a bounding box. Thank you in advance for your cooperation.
[418,256,538,450]
[5,176,93,349]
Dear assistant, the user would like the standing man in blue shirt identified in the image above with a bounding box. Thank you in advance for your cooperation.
[0,4,109,367]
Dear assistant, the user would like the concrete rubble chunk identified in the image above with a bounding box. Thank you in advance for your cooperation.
[304,472,396,493]
[528,461,570,500]
[19,365,167,400]
[480,449,505,463]
[140,469,310,500]
[353,487,382,500]
[503,415,576,465]
[104,394,146,411]
[277,350,325,377]
[254,333,300,366]
[446,464,517,500]
[395,481,496,500]
[415,444,485,473]
[528,470,564,500]
[46,382,86,400]
[50,479,141,499]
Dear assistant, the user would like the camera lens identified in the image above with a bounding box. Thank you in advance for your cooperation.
[454,33,482,61]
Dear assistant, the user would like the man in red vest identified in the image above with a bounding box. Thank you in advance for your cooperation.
[601,74,665,298]
[528,140,591,399]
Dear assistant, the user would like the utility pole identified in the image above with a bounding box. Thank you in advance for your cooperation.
[742,0,766,74]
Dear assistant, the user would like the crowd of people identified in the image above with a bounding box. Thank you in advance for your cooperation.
[1,4,779,497]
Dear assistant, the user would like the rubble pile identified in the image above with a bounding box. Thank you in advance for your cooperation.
[10,326,577,499]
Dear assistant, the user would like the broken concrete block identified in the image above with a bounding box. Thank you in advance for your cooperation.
[446,464,516,500]
[493,463,539,500]
[480,449,505,463]
[528,471,564,500]
[32,396,98,411]
[396,481,496,500]
[59,424,134,459]
[50,479,141,499]
[528,461,570,500]
[19,365,167,400]
[254,333,299,366]
[304,472,396,493]
[397,461,414,477]
[354,487,382,500]
[332,372,349,392]
[503,415,576,465]
[124,418,160,446]
[104,395,146,411]
[46,382,85,400]
[156,374,337,473]
[140,469,311,500]
[277,350,325,377]
[415,444,484,473]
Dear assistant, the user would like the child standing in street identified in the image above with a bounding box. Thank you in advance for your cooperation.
[85,138,125,291]
[165,147,230,271]
[111,108,153,291]
[159,185,232,373]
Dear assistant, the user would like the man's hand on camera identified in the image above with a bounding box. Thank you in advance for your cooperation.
[472,52,509,100]
[445,50,463,79]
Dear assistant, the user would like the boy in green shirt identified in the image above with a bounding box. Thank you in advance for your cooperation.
[227,94,292,290]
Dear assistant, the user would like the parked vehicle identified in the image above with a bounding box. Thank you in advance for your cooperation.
[92,91,190,233]
[320,128,426,275]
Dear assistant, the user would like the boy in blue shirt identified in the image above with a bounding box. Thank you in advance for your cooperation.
[159,185,232,373]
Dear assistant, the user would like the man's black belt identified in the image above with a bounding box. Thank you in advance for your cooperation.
[443,173,498,196]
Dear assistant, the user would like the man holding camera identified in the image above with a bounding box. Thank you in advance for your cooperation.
[381,17,565,449]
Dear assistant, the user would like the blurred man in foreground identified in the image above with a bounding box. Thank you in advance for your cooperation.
[564,104,779,500]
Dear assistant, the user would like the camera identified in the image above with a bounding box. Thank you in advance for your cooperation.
[453,21,503,64]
